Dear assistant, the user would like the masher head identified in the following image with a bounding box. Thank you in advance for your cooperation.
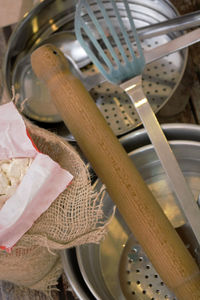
[75,0,145,85]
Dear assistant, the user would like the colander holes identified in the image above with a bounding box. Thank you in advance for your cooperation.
[104,109,108,112]
[118,127,121,130]
[164,296,169,299]
[156,289,160,294]
[112,107,115,110]
[147,91,150,95]
[156,73,160,77]
[139,257,143,261]
[128,105,132,109]
[122,110,125,113]
[101,102,105,105]
[116,120,119,124]
[163,88,167,91]
[154,90,158,93]
[105,116,109,119]
[126,270,130,274]
[114,114,117,117]
[146,265,151,269]
[142,290,146,294]
[156,82,160,85]
[149,284,153,288]
[169,61,172,64]
[154,66,158,69]
[154,274,158,278]
[124,117,127,120]
[136,269,140,273]
[127,280,131,285]
[106,88,110,92]
[147,68,151,72]
[147,44,151,48]
[145,275,149,279]
[132,291,135,295]
[161,63,165,67]
[126,124,130,127]
[151,298,155,300]
[171,69,175,72]
[154,41,158,45]
[148,83,152,87]
[163,71,167,75]
[136,281,140,285]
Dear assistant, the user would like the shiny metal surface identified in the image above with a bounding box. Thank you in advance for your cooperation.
[138,10,200,39]
[62,123,200,299]
[121,73,200,245]
[3,0,188,137]
[76,140,200,299]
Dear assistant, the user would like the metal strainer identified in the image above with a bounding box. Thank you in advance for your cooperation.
[76,139,200,300]
[119,234,176,299]
[82,36,184,136]
[3,0,188,139]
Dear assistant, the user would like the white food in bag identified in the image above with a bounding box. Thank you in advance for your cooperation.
[0,158,33,209]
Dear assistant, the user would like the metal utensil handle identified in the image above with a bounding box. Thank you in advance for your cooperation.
[31,44,200,300]
[138,10,200,39]
[144,27,200,64]
[121,75,200,245]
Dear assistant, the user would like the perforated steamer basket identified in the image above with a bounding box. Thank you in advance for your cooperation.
[62,124,200,300]
[3,0,188,139]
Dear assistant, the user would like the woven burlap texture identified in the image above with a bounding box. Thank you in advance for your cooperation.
[0,121,109,295]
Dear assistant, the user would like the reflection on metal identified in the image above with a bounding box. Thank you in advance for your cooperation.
[32,17,39,34]
[134,97,147,108]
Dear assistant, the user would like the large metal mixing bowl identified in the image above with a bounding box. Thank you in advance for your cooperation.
[62,123,200,300]
[3,0,188,139]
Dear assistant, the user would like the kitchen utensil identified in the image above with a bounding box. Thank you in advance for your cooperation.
[62,123,200,300]
[72,26,200,91]
[75,0,200,246]
[3,0,189,134]
[31,44,200,299]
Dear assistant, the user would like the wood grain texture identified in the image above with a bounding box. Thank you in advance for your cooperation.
[31,44,200,300]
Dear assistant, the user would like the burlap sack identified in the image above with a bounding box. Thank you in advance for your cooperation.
[0,121,109,295]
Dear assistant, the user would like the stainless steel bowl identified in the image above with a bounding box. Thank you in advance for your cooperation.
[62,123,200,300]
[3,0,188,139]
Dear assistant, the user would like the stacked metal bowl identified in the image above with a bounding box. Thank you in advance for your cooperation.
[62,123,200,299]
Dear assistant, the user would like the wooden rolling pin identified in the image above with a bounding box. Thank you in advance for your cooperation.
[31,44,200,299]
